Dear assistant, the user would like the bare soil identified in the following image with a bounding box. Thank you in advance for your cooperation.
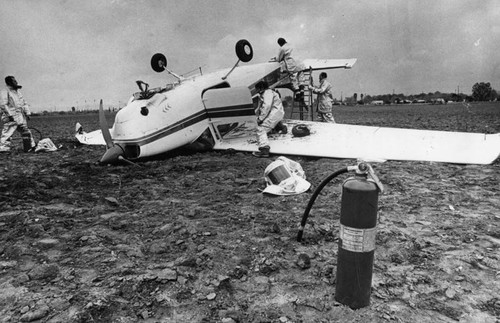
[1,102,499,322]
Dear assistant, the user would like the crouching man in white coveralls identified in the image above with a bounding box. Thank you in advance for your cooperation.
[253,80,284,158]
[0,76,35,152]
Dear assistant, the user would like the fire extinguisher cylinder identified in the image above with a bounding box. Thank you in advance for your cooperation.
[335,173,379,309]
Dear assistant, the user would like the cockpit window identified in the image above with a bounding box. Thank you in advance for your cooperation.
[132,84,176,102]
[133,91,156,101]
[201,82,230,98]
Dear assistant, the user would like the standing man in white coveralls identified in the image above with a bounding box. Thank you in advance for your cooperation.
[253,80,284,158]
[272,38,304,91]
[309,72,335,123]
[0,76,35,152]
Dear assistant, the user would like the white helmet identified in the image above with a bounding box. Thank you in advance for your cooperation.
[35,138,58,152]
[262,156,311,195]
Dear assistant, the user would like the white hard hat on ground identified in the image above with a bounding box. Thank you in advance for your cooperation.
[262,156,311,195]
[35,138,58,152]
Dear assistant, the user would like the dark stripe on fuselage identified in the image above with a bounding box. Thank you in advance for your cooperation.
[114,103,255,146]
[206,104,255,119]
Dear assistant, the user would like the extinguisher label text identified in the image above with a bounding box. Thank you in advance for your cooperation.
[339,225,376,252]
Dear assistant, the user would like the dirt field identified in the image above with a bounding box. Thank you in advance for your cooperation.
[1,102,499,322]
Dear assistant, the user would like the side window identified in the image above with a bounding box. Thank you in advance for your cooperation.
[201,82,230,98]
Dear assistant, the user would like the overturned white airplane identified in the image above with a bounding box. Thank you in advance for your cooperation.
[76,39,500,165]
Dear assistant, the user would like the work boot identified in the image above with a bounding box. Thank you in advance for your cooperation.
[252,146,270,158]
[295,91,306,105]
[274,121,288,134]
[22,133,34,152]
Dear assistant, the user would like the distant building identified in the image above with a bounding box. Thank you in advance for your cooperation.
[371,100,384,105]
[432,98,446,104]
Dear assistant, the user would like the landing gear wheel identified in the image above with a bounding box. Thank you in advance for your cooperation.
[235,39,253,63]
[151,53,167,73]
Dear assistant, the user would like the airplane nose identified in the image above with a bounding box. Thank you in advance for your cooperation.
[100,145,125,164]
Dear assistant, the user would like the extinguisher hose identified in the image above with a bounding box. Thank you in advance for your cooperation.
[297,167,349,242]
[29,127,43,142]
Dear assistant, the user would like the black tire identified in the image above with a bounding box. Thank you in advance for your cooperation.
[151,53,167,73]
[235,39,253,62]
[292,124,310,137]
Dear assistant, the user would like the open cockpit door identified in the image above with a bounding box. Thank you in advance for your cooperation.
[202,86,256,141]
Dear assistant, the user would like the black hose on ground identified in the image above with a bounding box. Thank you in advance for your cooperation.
[297,167,349,242]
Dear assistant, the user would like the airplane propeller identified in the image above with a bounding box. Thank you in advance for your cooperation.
[99,100,114,150]
[98,100,138,166]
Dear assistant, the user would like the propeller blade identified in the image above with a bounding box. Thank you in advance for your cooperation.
[99,99,113,149]
[97,99,139,166]
[118,156,140,167]
[100,145,124,164]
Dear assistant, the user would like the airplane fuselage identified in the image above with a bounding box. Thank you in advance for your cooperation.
[109,62,282,160]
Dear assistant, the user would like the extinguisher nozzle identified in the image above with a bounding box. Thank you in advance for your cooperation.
[297,228,304,242]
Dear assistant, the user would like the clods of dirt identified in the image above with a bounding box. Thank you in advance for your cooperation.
[1,104,500,322]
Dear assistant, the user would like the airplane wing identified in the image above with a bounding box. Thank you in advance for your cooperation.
[75,119,500,165]
[301,59,357,71]
[211,119,500,165]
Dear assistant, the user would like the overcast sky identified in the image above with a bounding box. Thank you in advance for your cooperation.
[1,0,499,111]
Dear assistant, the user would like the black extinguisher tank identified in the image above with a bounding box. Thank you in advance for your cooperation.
[335,175,379,309]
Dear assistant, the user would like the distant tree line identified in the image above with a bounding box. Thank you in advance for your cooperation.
[344,81,498,105]
[32,107,117,116]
